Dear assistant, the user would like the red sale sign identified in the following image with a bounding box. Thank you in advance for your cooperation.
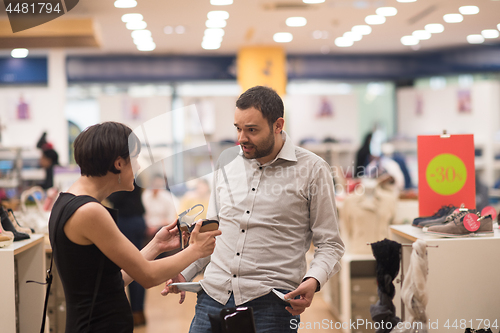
[417,134,476,217]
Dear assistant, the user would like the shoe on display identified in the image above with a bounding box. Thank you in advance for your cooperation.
[7,209,33,234]
[424,211,493,238]
[412,205,457,228]
[0,207,30,241]
[0,232,14,248]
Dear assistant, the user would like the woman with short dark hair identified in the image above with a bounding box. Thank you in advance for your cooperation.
[49,121,221,333]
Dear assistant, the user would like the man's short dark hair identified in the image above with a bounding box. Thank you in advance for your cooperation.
[236,86,284,128]
[74,122,141,177]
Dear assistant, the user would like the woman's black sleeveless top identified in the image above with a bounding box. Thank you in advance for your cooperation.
[48,193,133,333]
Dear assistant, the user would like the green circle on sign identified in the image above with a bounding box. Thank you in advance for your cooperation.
[426,153,467,196]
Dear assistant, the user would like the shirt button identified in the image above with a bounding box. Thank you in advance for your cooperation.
[233,274,236,278]
[252,188,255,191]
[228,290,231,294]
[236,253,240,256]
[259,167,262,170]
[246,211,250,214]
[241,230,245,233]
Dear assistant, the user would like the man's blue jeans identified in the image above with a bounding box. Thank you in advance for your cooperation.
[189,289,300,333]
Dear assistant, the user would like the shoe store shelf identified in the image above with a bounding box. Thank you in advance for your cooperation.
[389,225,500,332]
[0,234,45,333]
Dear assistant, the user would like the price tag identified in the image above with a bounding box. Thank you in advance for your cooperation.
[463,213,480,232]
[481,206,497,220]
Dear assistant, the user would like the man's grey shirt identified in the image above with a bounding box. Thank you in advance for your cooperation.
[182,131,345,305]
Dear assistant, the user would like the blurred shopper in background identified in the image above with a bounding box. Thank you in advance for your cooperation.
[142,175,179,243]
[107,181,148,326]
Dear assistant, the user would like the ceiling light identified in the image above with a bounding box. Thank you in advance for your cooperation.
[11,48,28,58]
[203,35,223,44]
[459,6,479,15]
[303,0,325,3]
[376,7,398,16]
[132,30,152,39]
[133,37,153,45]
[498,23,500,31]
[396,0,416,2]
[425,23,444,33]
[206,19,227,28]
[273,32,293,43]
[343,31,362,41]
[210,0,233,5]
[443,14,463,23]
[401,35,419,45]
[207,11,229,20]
[413,30,431,40]
[126,21,147,30]
[467,34,484,44]
[286,17,307,27]
[352,25,372,35]
[121,13,143,22]
[164,26,173,34]
[204,28,225,37]
[365,15,386,25]
[175,25,186,34]
[114,0,137,8]
[335,37,353,47]
[137,42,156,51]
[202,41,221,49]
[482,29,499,38]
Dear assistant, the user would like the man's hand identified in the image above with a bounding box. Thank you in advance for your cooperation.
[161,273,187,304]
[283,278,319,315]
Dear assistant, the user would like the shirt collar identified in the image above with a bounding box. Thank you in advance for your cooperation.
[238,130,297,165]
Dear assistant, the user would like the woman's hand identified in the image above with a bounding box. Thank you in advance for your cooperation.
[151,220,182,253]
[188,220,221,258]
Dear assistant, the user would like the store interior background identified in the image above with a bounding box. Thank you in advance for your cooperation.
[1,0,500,332]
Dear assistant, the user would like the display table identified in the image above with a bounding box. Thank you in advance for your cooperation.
[326,252,377,333]
[389,225,500,332]
[0,234,45,333]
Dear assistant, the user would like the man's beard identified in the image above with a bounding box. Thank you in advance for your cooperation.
[241,130,275,160]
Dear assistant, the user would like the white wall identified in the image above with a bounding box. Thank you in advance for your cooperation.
[182,96,238,142]
[285,94,359,146]
[0,50,69,164]
[99,94,172,130]
[397,81,500,145]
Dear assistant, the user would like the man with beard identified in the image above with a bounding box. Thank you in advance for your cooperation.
[163,86,345,333]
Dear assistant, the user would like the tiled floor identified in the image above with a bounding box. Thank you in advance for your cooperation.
[133,283,342,333]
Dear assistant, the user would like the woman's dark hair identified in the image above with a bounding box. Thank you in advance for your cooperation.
[42,148,59,165]
[236,86,284,129]
[74,122,141,177]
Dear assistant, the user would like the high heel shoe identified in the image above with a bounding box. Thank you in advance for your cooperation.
[0,216,14,248]
[0,207,29,241]
[7,208,34,234]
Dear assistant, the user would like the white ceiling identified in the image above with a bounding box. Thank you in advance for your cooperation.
[3,0,500,55]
